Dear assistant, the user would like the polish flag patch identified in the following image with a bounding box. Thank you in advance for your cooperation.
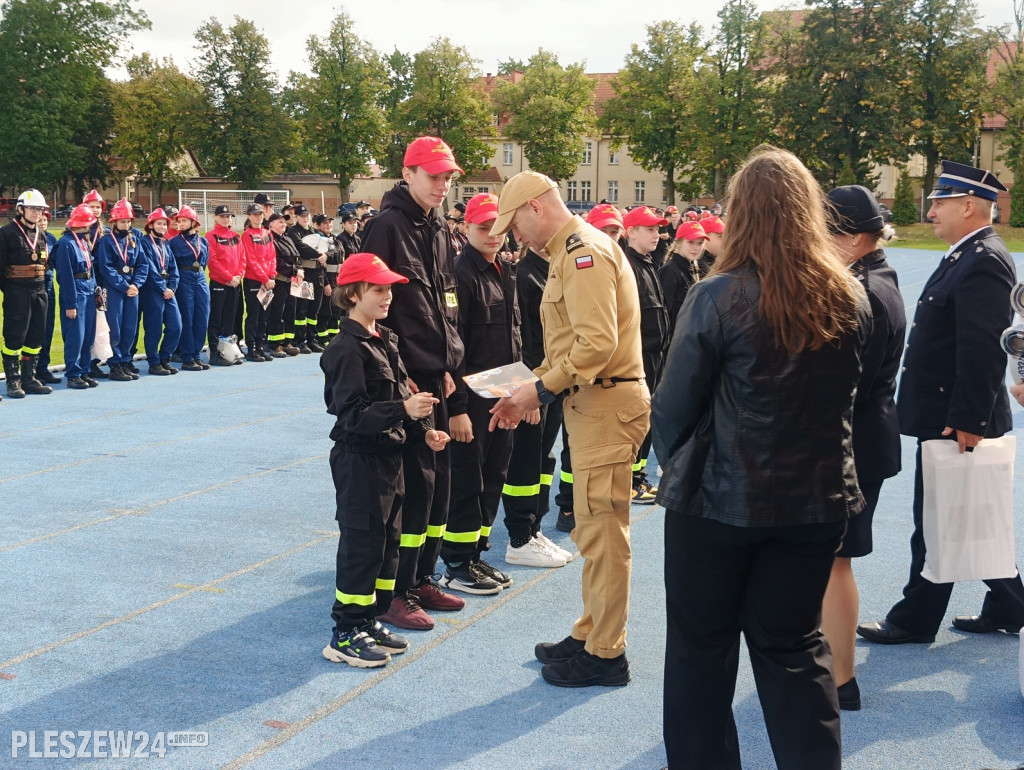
[575,255,594,269]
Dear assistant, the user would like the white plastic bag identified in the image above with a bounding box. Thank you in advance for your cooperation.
[91,308,113,363]
[216,335,244,364]
[921,436,1018,584]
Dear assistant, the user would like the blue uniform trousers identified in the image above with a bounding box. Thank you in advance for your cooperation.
[176,274,210,362]
[59,286,96,380]
[105,289,139,365]
[140,288,182,366]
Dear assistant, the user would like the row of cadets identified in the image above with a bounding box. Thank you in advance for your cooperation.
[241,203,277,362]
[0,189,54,399]
[52,204,100,389]
[138,208,182,375]
[95,198,148,382]
[168,205,212,371]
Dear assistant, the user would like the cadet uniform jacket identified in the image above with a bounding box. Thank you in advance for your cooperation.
[360,182,464,378]
[622,244,669,356]
[0,217,47,291]
[271,231,300,280]
[516,250,549,370]
[535,218,644,395]
[205,225,243,284]
[448,244,522,417]
[659,254,701,341]
[241,226,275,284]
[897,226,1015,440]
[96,228,149,294]
[139,233,179,294]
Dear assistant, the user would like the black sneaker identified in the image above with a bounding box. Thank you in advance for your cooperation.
[321,626,390,669]
[149,363,172,376]
[555,510,575,532]
[472,557,513,588]
[82,375,99,388]
[181,360,204,372]
[439,561,502,595]
[630,483,656,505]
[66,376,89,390]
[109,364,133,382]
[127,362,140,375]
[837,677,861,711]
[541,650,631,688]
[297,343,312,354]
[361,620,410,655]
[89,361,109,379]
[160,361,179,374]
[535,635,586,664]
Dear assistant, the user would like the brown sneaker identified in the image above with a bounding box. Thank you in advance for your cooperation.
[409,578,467,611]
[377,594,434,631]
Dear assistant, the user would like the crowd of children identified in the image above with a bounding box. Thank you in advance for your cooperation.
[0,138,725,674]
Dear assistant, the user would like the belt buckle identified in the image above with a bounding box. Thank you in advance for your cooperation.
[600,378,616,389]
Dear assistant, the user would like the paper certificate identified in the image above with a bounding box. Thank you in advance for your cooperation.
[463,361,538,398]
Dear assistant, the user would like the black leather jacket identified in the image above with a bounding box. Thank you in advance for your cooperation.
[652,265,872,527]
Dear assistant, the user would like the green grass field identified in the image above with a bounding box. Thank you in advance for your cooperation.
[892,223,1024,251]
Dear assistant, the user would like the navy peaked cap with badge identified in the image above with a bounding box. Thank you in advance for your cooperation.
[927,160,1007,202]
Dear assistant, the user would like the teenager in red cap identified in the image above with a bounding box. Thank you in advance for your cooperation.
[168,205,211,371]
[659,221,709,341]
[361,136,467,629]
[52,204,100,389]
[320,252,450,667]
[620,206,670,503]
[96,198,148,382]
[698,215,725,276]
[586,204,624,242]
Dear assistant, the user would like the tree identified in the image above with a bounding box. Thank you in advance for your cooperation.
[400,38,494,176]
[701,0,772,199]
[192,17,294,187]
[892,168,918,224]
[497,58,526,75]
[600,22,707,203]
[0,0,149,194]
[987,0,1024,226]
[904,0,991,197]
[379,49,415,177]
[289,11,387,199]
[111,54,204,202]
[492,49,597,182]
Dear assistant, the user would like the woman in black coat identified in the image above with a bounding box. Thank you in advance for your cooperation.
[652,148,871,770]
[820,186,906,711]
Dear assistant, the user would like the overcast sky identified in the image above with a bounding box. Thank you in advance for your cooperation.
[116,0,1017,82]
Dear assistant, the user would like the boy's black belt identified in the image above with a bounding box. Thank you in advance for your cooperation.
[299,259,322,269]
[73,270,92,279]
[568,377,640,394]
[177,264,202,272]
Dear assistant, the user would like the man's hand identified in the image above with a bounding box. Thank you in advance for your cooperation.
[426,429,450,451]
[941,426,983,453]
[449,413,474,442]
[443,372,456,397]
[488,383,542,431]
[404,391,438,418]
[1011,382,1024,408]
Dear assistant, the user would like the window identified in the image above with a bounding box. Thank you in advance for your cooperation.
[609,150,620,165]
[503,143,513,165]
[567,181,578,202]
[608,180,618,203]
[635,181,645,203]
[462,186,475,202]
[477,186,488,194]
[580,180,592,201]
[582,142,592,165]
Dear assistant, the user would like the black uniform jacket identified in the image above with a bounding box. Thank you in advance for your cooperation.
[897,226,1015,440]
[272,230,301,279]
[623,244,670,355]
[652,264,871,527]
[852,250,906,483]
[360,182,464,378]
[0,217,47,291]
[286,224,324,272]
[448,244,522,417]
[659,254,701,342]
[321,318,430,451]
[338,230,361,260]
[516,250,549,370]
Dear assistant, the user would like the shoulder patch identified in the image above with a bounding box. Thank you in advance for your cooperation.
[575,255,594,270]
[566,233,585,253]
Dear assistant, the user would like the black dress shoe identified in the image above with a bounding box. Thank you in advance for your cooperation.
[541,650,630,688]
[855,620,935,645]
[951,615,1022,634]
[837,677,861,711]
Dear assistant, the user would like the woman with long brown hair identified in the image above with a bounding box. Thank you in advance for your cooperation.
[652,147,871,770]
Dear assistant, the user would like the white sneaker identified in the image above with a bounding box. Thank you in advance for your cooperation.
[505,537,567,568]
[535,532,574,563]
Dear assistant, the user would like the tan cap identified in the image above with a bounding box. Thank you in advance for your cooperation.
[489,171,559,237]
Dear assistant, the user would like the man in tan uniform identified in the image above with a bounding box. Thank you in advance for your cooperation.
[489,171,651,687]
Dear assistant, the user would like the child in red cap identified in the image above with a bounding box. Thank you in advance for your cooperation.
[320,253,451,667]
[659,221,710,341]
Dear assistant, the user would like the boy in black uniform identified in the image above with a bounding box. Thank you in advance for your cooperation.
[620,206,671,503]
[658,220,708,342]
[321,252,450,667]
[314,214,343,343]
[0,189,54,398]
[286,205,326,353]
[361,136,466,630]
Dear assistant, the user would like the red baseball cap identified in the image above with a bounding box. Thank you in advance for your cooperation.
[336,253,410,286]
[464,192,499,224]
[586,203,623,230]
[665,206,679,214]
[622,206,668,229]
[675,222,709,241]
[403,136,464,175]
[702,216,725,235]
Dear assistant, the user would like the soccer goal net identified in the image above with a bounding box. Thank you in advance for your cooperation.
[177,189,291,231]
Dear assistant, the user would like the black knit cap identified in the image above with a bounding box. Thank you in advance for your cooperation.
[826,185,884,234]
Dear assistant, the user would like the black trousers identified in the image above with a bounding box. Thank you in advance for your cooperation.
[242,279,269,353]
[502,395,563,541]
[330,446,402,630]
[395,373,451,593]
[442,393,514,563]
[295,270,323,344]
[317,279,342,338]
[634,347,664,476]
[207,280,239,350]
[39,275,56,371]
[886,440,1024,635]
[555,421,574,513]
[664,513,844,770]
[267,279,296,344]
[2,284,47,356]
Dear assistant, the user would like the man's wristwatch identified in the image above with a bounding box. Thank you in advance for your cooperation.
[535,379,557,405]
